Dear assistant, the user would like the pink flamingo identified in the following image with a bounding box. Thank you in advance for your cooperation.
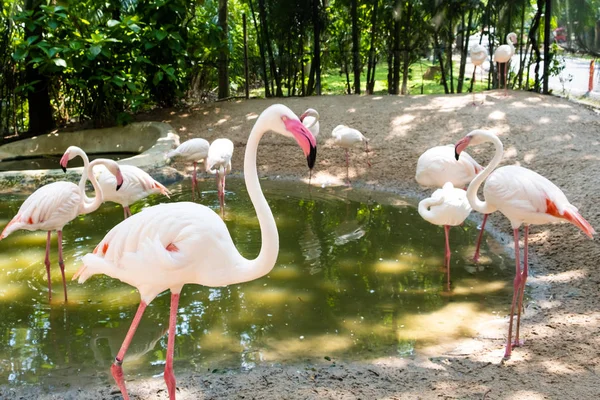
[418,182,472,289]
[415,145,489,261]
[331,124,371,185]
[469,43,488,104]
[455,129,595,359]
[207,138,234,216]
[167,138,210,199]
[73,147,170,219]
[0,149,124,302]
[72,104,317,400]
[493,32,517,96]
[299,108,319,183]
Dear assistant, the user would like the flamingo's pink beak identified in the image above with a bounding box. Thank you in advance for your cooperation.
[454,136,472,160]
[283,117,317,169]
[116,169,124,191]
[59,153,69,173]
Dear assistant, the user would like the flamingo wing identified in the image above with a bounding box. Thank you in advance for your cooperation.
[207,139,234,171]
[168,138,210,160]
[97,165,170,205]
[415,145,481,188]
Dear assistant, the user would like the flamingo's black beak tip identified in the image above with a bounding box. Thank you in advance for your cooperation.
[307,145,317,170]
[61,166,67,173]
[116,183,123,191]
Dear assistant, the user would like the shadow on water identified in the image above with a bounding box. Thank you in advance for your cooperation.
[0,177,514,387]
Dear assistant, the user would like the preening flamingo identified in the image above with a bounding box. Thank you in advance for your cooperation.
[72,147,170,219]
[331,124,371,185]
[167,138,210,199]
[0,152,124,302]
[300,108,320,138]
[455,129,595,359]
[207,138,234,216]
[72,104,317,400]
[418,182,472,289]
[415,144,489,261]
[493,32,517,96]
[469,43,488,104]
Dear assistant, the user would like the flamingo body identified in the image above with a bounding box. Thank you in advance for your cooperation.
[332,125,371,184]
[493,33,517,94]
[418,182,472,227]
[470,44,488,67]
[74,104,318,400]
[415,145,482,188]
[95,165,170,218]
[167,138,210,163]
[207,138,234,215]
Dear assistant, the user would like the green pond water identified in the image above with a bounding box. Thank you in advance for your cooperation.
[0,152,138,172]
[0,177,514,388]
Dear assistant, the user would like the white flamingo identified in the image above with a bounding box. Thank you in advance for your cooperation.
[0,150,124,302]
[300,108,320,138]
[455,129,595,359]
[72,104,317,400]
[416,144,490,261]
[73,147,170,219]
[207,138,234,216]
[493,32,517,95]
[470,43,488,104]
[418,182,472,289]
[167,138,210,199]
[331,124,371,185]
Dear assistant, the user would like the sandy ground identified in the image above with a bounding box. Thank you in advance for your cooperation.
[3,90,600,399]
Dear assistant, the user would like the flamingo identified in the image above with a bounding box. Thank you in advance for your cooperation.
[493,32,517,96]
[415,144,489,262]
[72,147,170,219]
[418,182,472,290]
[300,108,320,138]
[167,138,210,199]
[331,124,371,185]
[72,104,317,400]
[207,138,234,216]
[455,129,595,359]
[0,151,124,302]
[469,43,488,104]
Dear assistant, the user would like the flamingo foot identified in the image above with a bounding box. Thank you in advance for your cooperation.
[111,361,130,400]
[512,339,525,348]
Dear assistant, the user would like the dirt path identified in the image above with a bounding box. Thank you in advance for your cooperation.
[3,91,599,399]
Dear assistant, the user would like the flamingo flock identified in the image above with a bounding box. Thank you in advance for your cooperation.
[0,97,595,400]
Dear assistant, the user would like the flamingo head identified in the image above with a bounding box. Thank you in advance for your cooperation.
[508,32,518,45]
[299,108,319,123]
[60,146,83,173]
[455,129,494,160]
[454,135,473,160]
[266,105,317,169]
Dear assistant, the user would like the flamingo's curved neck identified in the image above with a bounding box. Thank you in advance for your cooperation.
[418,197,444,221]
[466,132,503,215]
[233,116,279,283]
[506,34,515,54]
[79,159,106,215]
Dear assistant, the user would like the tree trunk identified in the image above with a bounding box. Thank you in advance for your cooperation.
[529,0,543,92]
[351,0,360,94]
[243,13,249,99]
[392,19,401,94]
[217,0,229,99]
[543,0,551,94]
[258,0,282,96]
[457,8,472,94]
[248,0,270,97]
[517,3,526,89]
[434,32,449,94]
[446,24,454,93]
[366,0,378,94]
[307,0,321,95]
[24,0,54,135]
[400,1,412,95]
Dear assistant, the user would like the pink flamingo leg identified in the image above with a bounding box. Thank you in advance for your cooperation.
[57,230,67,302]
[504,61,509,96]
[514,225,529,347]
[44,231,52,302]
[471,66,477,105]
[191,162,198,200]
[504,228,523,359]
[473,213,489,262]
[111,301,148,400]
[165,293,180,399]
[444,225,451,290]
[123,206,132,219]
[218,173,226,217]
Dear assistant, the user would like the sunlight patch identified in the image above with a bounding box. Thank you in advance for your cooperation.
[488,110,505,120]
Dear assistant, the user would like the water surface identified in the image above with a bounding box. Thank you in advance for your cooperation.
[0,178,513,388]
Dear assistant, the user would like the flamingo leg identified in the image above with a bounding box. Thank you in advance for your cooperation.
[191,162,198,200]
[219,174,226,217]
[111,301,148,400]
[345,149,350,185]
[57,230,67,303]
[44,231,52,302]
[472,65,477,105]
[444,225,451,290]
[165,292,180,399]
[473,213,489,262]
[504,61,509,96]
[514,225,529,347]
[123,206,132,219]
[504,228,522,359]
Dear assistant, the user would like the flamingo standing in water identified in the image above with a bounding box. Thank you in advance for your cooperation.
[331,124,371,185]
[0,150,124,302]
[72,104,317,400]
[415,144,489,261]
[470,43,488,104]
[72,147,170,219]
[207,138,234,216]
[167,138,210,199]
[493,32,517,96]
[455,129,595,359]
[418,182,472,289]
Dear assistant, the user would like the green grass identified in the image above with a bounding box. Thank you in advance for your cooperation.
[248,59,490,98]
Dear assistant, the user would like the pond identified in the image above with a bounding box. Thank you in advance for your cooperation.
[0,152,139,172]
[0,177,513,388]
